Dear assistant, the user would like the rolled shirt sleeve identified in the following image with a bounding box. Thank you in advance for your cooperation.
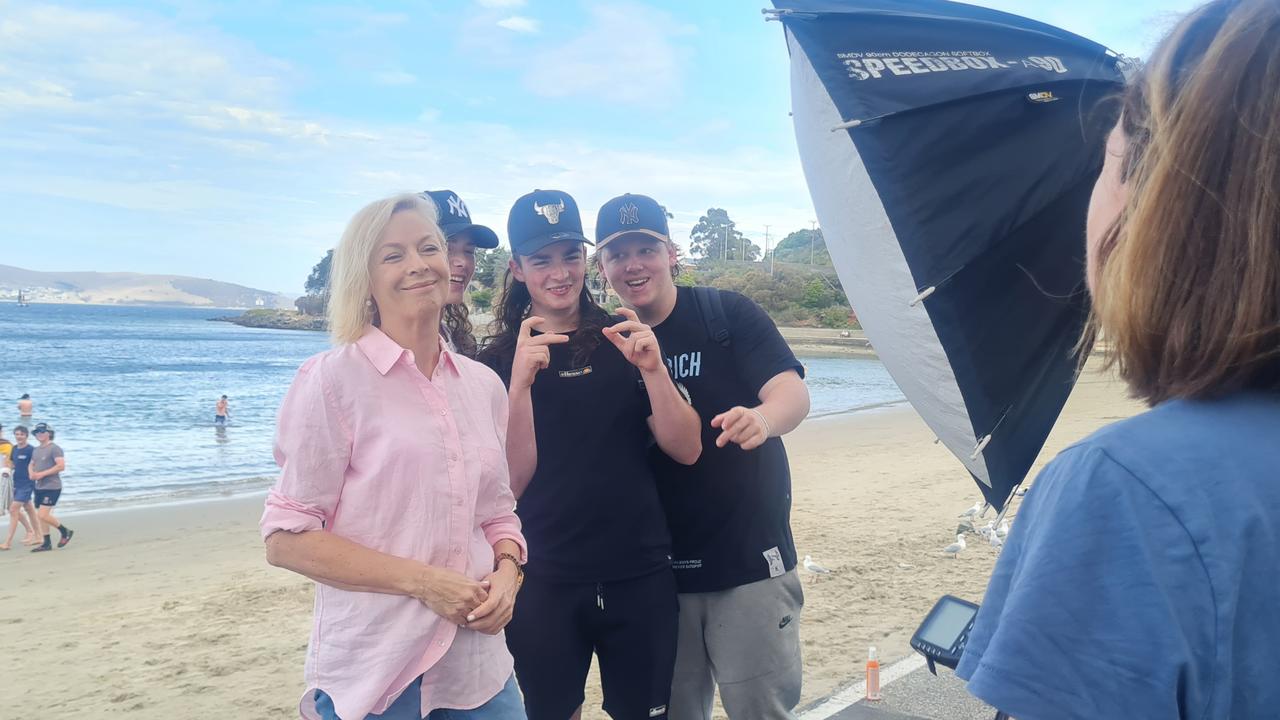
[956,444,1215,719]
[261,355,352,541]
[475,371,527,563]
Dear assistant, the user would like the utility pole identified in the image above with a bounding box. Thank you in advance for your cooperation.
[764,224,773,276]
[722,223,728,261]
[810,220,817,265]
[740,228,746,263]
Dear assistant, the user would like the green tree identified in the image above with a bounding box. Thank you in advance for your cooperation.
[801,277,835,308]
[305,249,334,295]
[773,228,830,265]
[689,208,761,262]
[474,246,511,290]
[471,287,494,311]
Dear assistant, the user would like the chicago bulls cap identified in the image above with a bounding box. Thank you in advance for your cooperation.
[507,189,591,257]
[595,193,671,249]
[422,190,500,248]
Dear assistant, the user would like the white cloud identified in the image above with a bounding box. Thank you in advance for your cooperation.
[477,0,526,8]
[0,2,812,293]
[497,15,540,33]
[520,3,695,104]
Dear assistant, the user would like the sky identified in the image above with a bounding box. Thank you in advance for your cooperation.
[0,0,1203,294]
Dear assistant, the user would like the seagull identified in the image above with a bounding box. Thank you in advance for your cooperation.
[803,555,832,574]
[958,501,983,519]
[978,521,995,538]
[987,531,1003,549]
[997,520,1010,538]
[943,534,966,558]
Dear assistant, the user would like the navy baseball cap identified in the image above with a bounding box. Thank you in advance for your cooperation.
[507,189,591,257]
[595,193,671,248]
[32,423,51,434]
[422,190,500,249]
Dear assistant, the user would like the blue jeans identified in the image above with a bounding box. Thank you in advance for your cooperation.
[315,674,525,720]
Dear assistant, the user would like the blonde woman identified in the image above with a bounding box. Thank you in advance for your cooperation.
[262,193,528,720]
[958,1,1280,717]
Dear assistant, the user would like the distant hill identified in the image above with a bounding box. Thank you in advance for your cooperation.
[0,264,293,309]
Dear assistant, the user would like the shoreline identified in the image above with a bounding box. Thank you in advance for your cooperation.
[51,399,909,516]
[0,367,1146,718]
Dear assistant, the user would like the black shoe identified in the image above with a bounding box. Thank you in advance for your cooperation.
[57,529,74,548]
[31,544,52,553]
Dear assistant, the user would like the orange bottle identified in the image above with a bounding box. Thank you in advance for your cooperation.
[865,645,882,701]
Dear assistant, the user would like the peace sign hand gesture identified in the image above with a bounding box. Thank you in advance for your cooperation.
[511,316,569,390]
[603,307,664,375]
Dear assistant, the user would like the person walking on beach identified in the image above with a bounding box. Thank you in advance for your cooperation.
[595,193,812,719]
[423,190,501,358]
[262,193,527,720]
[957,2,1280,717]
[214,395,230,425]
[29,423,72,552]
[17,393,32,418]
[477,189,701,720]
[1,425,41,550]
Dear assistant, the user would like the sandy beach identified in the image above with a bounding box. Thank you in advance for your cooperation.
[0,366,1144,719]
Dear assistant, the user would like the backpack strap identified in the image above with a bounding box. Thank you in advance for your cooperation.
[691,286,732,348]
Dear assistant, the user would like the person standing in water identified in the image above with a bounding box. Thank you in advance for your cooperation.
[422,190,501,358]
[17,394,33,418]
[215,395,230,425]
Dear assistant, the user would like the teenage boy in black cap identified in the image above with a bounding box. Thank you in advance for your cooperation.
[422,190,501,357]
[477,189,701,720]
[595,193,811,719]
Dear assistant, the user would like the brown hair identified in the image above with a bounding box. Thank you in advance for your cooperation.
[1090,0,1280,405]
[476,248,610,373]
[443,304,477,358]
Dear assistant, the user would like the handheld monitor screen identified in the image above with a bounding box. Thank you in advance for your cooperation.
[918,599,977,649]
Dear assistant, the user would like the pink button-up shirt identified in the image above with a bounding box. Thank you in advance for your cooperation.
[261,327,526,720]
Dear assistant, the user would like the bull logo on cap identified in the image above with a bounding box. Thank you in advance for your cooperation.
[619,203,639,225]
[533,199,566,224]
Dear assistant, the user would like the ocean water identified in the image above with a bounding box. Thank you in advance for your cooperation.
[0,303,903,511]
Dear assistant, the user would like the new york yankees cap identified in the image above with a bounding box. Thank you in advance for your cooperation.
[595,193,670,249]
[507,189,591,257]
[422,190,500,249]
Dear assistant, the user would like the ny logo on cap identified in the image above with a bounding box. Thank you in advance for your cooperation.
[619,203,639,225]
[533,199,566,224]
[447,194,469,219]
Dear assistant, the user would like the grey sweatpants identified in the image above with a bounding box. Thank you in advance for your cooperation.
[669,570,804,720]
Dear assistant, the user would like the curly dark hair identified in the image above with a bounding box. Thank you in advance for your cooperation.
[443,303,477,358]
[477,255,610,374]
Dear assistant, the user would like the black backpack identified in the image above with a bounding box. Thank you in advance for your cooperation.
[690,286,732,348]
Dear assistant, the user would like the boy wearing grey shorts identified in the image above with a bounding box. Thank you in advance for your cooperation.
[593,193,812,719]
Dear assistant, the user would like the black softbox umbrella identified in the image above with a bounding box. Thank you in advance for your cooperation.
[772,0,1124,510]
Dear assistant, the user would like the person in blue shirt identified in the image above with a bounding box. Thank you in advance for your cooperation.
[957,1,1280,718]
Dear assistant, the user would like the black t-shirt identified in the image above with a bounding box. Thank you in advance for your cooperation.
[651,286,805,593]
[10,444,34,484]
[485,326,672,582]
